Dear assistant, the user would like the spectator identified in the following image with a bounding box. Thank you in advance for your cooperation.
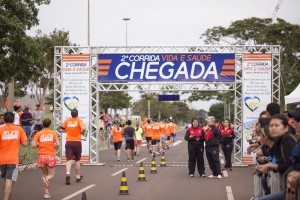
[0,114,4,126]
[60,109,86,185]
[12,106,21,126]
[0,112,28,200]
[32,118,60,199]
[220,119,235,171]
[20,106,33,138]
[32,104,44,132]
[266,103,280,117]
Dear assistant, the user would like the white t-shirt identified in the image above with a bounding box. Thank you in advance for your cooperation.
[13,111,20,126]
[32,110,44,125]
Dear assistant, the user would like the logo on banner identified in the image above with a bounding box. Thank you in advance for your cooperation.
[63,96,79,111]
[244,96,260,112]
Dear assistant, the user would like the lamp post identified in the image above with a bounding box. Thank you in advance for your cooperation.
[123,18,130,47]
[88,0,90,46]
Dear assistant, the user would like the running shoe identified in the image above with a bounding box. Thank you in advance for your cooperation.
[65,174,71,185]
[208,175,217,178]
[189,174,194,177]
[201,174,206,177]
[42,176,49,189]
[228,168,233,171]
[43,193,51,199]
[131,159,134,162]
[127,158,130,163]
[149,149,152,154]
[76,175,83,183]
[217,175,222,179]
[117,157,120,161]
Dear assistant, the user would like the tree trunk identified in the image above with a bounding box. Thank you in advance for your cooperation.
[7,80,15,112]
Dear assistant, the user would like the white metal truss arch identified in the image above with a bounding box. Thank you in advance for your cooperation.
[54,45,280,165]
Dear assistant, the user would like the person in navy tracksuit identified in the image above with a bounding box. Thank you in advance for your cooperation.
[204,116,222,179]
[184,118,205,177]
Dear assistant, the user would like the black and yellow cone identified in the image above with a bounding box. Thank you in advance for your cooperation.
[137,162,147,181]
[119,171,129,195]
[150,156,158,174]
[81,192,87,200]
[160,152,167,167]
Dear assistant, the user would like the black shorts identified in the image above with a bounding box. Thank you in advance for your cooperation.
[0,164,18,182]
[151,140,160,145]
[167,136,171,140]
[125,139,135,150]
[171,133,175,136]
[114,141,122,150]
[146,137,152,142]
[65,141,82,161]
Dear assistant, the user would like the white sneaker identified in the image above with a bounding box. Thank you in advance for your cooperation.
[208,175,216,178]
[189,174,194,177]
[217,175,222,179]
[44,193,51,199]
[201,174,206,177]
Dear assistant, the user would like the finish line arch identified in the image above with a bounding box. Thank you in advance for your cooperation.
[53,45,280,165]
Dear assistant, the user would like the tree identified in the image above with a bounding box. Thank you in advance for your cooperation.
[208,103,224,121]
[200,17,300,109]
[0,0,50,110]
[99,92,132,115]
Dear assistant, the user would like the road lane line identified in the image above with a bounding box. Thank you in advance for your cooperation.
[136,158,147,164]
[226,186,234,200]
[111,168,128,176]
[173,140,182,146]
[221,159,225,165]
[62,184,95,200]
[223,170,229,177]
[141,144,147,146]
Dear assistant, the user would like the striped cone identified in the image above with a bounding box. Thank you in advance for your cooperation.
[137,162,147,181]
[119,171,129,195]
[81,192,87,200]
[160,152,167,167]
[150,156,158,174]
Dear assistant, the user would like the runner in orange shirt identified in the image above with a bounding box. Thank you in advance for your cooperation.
[159,121,167,153]
[151,118,161,156]
[0,112,28,200]
[107,122,123,161]
[32,118,60,199]
[168,120,177,146]
[143,119,153,154]
[60,109,86,185]
[164,120,171,150]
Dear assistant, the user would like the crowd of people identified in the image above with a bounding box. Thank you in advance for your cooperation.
[246,103,300,200]
[0,108,84,200]
[106,118,177,162]
[184,116,235,179]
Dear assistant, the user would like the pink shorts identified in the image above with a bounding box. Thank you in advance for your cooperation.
[37,155,57,168]
[134,140,142,145]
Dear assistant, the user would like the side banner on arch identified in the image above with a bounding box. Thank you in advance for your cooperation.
[61,54,90,162]
[98,54,235,82]
[242,53,272,164]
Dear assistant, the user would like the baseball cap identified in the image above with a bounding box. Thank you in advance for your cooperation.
[288,108,300,122]
[24,106,29,110]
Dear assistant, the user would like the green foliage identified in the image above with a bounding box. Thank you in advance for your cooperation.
[199,17,300,109]
[99,92,132,113]
[208,103,224,121]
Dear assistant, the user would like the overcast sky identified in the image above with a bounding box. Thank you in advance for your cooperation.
[29,0,300,46]
[27,0,300,111]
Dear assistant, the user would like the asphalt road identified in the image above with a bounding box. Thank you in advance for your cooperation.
[5,130,254,200]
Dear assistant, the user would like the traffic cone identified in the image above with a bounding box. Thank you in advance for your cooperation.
[160,152,167,167]
[150,156,158,174]
[137,162,147,181]
[119,171,129,195]
[81,192,87,200]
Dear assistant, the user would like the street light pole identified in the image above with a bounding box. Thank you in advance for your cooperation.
[123,18,130,47]
[88,0,90,46]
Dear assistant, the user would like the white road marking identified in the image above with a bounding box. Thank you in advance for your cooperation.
[141,144,147,147]
[62,184,95,200]
[173,140,182,146]
[221,159,225,165]
[111,168,128,176]
[223,170,229,177]
[226,186,234,200]
[136,158,147,164]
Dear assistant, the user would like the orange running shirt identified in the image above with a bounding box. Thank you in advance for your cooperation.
[33,129,59,156]
[169,122,177,133]
[160,122,165,135]
[0,124,28,164]
[151,122,161,140]
[143,123,153,138]
[112,126,123,143]
[62,118,85,142]
[165,123,170,136]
